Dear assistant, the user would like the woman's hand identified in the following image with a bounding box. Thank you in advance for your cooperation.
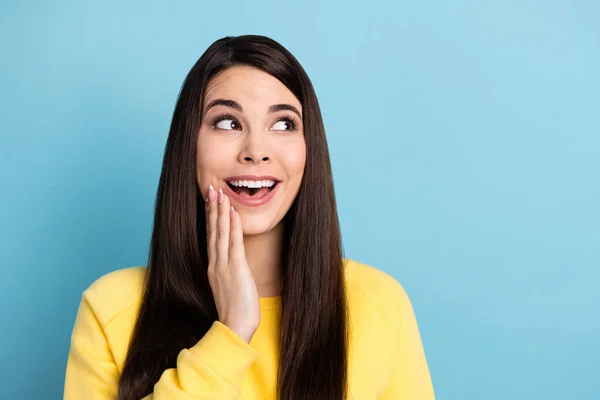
[205,185,261,343]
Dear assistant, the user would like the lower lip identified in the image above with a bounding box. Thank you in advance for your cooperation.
[223,182,280,207]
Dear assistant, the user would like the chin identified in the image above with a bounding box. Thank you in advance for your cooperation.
[239,212,281,236]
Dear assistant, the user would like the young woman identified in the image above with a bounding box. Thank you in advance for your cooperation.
[63,34,435,400]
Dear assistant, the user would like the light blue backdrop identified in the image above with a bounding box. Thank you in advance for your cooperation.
[1,0,598,399]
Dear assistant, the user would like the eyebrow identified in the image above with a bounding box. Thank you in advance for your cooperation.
[204,98,302,119]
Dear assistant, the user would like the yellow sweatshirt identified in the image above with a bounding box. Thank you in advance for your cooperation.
[64,259,435,399]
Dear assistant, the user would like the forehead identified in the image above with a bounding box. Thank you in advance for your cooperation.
[203,66,302,112]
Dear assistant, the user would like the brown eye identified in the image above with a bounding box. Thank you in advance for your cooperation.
[271,120,295,131]
[215,118,240,131]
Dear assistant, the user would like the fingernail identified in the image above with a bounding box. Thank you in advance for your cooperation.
[205,201,209,214]
[218,188,224,204]
[230,206,235,219]
[208,185,216,202]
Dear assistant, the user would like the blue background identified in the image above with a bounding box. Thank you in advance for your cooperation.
[1,0,599,398]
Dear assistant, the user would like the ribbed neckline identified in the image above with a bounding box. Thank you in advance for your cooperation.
[259,295,281,310]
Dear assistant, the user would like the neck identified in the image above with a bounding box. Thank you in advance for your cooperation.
[243,221,284,298]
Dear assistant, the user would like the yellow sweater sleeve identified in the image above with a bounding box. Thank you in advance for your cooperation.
[378,285,436,400]
[64,295,258,399]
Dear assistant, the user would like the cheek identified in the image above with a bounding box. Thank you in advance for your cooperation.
[196,135,233,182]
[282,140,307,179]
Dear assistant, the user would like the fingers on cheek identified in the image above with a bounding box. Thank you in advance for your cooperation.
[232,208,241,231]
[224,192,231,210]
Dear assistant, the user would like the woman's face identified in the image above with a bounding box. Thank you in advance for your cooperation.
[196,65,306,236]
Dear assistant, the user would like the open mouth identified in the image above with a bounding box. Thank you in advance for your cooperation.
[225,179,280,199]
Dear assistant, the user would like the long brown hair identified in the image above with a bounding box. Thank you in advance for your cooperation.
[117,35,348,400]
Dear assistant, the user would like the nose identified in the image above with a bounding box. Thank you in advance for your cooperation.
[242,154,270,164]
[238,131,271,165]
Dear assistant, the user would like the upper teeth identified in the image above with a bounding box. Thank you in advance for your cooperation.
[228,180,276,188]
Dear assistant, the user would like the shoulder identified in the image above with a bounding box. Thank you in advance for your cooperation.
[343,258,413,329]
[81,266,146,328]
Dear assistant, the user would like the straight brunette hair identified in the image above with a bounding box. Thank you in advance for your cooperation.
[117,35,349,400]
